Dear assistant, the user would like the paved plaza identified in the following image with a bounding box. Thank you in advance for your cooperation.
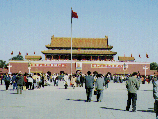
[0,81,156,119]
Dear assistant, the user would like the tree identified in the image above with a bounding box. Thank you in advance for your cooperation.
[10,54,24,60]
[150,62,158,71]
[0,60,8,69]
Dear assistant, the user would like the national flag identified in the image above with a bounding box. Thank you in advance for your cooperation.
[139,54,141,58]
[72,10,78,18]
[34,52,35,54]
[11,51,13,55]
[26,53,28,55]
[131,54,132,57]
[19,51,21,55]
[146,53,149,58]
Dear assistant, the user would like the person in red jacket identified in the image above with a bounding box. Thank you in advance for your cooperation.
[23,73,28,89]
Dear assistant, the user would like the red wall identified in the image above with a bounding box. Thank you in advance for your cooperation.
[10,62,156,75]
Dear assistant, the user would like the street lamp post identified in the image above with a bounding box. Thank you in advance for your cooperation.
[28,60,31,74]
[7,63,12,74]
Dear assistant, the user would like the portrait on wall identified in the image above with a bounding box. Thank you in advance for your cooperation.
[76,62,82,70]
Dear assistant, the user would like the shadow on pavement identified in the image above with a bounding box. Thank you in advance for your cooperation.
[140,90,153,91]
[66,99,87,102]
[137,109,155,113]
[0,90,6,91]
[10,93,18,94]
[58,88,70,89]
[100,107,127,112]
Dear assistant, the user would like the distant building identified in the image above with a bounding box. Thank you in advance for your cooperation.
[118,56,135,62]
[41,35,117,61]
[8,35,157,76]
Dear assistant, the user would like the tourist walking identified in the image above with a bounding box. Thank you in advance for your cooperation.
[36,74,41,89]
[27,75,33,90]
[40,73,45,88]
[12,73,17,90]
[85,71,94,102]
[4,73,11,91]
[64,73,69,86]
[71,74,76,89]
[104,73,110,88]
[0,74,2,85]
[95,74,105,102]
[153,76,158,119]
[80,73,85,87]
[32,74,38,89]
[126,72,140,112]
[17,72,25,94]
[24,73,28,89]
[0,74,3,85]
[76,74,80,87]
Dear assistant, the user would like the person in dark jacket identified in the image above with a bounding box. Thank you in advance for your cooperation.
[85,71,94,102]
[104,73,111,88]
[153,76,158,119]
[4,73,11,91]
[17,72,25,94]
[95,74,105,102]
[12,73,18,90]
[80,73,85,87]
[126,72,140,112]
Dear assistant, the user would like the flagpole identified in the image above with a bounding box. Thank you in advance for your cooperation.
[71,7,72,76]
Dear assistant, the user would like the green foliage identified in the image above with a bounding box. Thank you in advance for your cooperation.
[150,62,158,71]
[0,60,8,68]
[10,54,24,60]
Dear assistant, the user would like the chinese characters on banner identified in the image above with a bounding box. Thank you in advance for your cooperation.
[91,64,123,68]
[31,63,66,67]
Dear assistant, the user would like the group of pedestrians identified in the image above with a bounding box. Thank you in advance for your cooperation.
[2,72,25,94]
[1,70,158,118]
[0,72,48,94]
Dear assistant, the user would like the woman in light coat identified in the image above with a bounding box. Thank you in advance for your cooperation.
[71,75,76,89]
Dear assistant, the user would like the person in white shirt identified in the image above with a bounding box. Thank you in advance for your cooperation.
[27,75,33,90]
[64,73,69,86]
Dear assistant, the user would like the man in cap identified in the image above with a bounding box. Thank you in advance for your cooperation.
[85,71,94,102]
[126,72,140,112]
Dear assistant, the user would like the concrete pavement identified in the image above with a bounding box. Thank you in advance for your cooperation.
[0,81,156,119]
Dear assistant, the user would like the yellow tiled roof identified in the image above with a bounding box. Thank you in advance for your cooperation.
[41,50,117,55]
[25,55,42,59]
[118,56,135,61]
[46,35,112,48]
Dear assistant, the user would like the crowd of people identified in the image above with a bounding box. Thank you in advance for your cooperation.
[0,71,158,118]
[0,71,156,92]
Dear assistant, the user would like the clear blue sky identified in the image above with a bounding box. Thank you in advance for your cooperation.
[0,0,158,63]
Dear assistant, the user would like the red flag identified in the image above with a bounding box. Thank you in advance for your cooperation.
[72,10,78,18]
[34,52,35,54]
[11,51,13,55]
[131,54,132,57]
[146,53,149,58]
[139,54,141,58]
[26,53,28,55]
[19,51,21,55]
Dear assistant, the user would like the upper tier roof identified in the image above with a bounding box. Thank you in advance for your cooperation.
[45,35,113,49]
